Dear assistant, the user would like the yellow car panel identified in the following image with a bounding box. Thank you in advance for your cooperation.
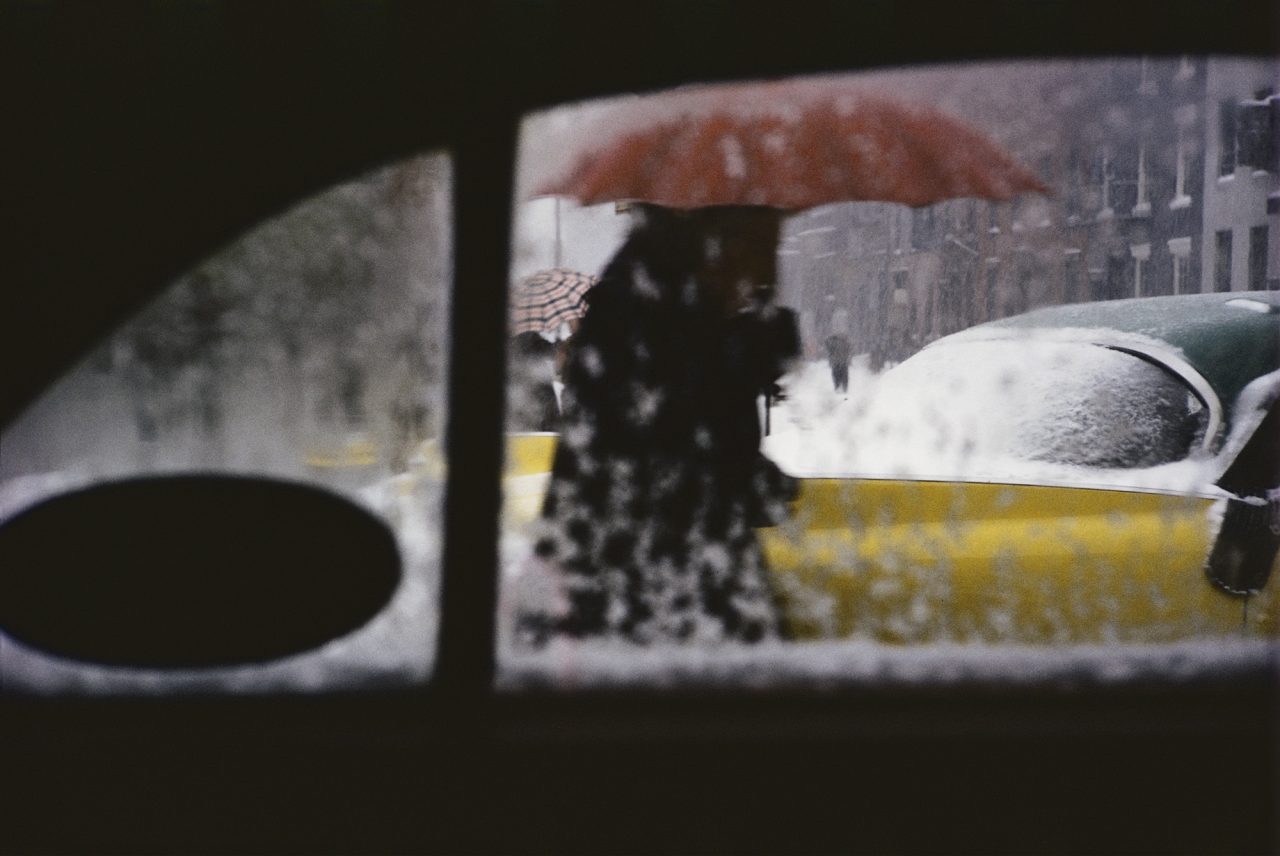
[503,432,559,478]
[501,432,1258,644]
[763,478,1240,643]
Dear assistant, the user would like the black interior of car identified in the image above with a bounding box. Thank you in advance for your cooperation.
[5,2,1277,852]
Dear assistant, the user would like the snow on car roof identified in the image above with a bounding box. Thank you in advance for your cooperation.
[765,353,1219,495]
[961,291,1280,417]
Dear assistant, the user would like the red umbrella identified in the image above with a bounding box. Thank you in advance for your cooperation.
[510,268,599,338]
[534,82,1049,210]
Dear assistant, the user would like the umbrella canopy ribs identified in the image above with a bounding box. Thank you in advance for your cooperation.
[510,268,599,338]
[536,87,1049,211]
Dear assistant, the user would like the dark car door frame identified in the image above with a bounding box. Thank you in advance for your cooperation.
[5,2,1279,852]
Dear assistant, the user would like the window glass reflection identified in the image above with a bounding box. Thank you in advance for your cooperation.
[0,153,452,693]
[497,59,1279,689]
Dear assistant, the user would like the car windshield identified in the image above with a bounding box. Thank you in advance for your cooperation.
[765,338,1212,486]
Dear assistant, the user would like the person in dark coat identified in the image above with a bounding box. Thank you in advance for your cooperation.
[509,331,563,433]
[824,332,852,393]
[517,204,800,646]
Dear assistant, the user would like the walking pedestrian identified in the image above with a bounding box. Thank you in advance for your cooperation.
[509,331,563,433]
[824,332,852,393]
[517,204,799,646]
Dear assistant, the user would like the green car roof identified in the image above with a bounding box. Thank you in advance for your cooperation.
[971,291,1280,416]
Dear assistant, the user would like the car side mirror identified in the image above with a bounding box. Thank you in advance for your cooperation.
[1205,498,1280,595]
[1206,395,1279,595]
[0,475,400,668]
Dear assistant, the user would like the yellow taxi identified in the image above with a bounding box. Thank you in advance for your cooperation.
[501,291,1280,644]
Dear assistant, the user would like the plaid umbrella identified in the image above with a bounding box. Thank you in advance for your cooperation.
[510,268,599,338]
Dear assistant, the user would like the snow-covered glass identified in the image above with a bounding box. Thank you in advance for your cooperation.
[497,59,1279,689]
[0,153,452,693]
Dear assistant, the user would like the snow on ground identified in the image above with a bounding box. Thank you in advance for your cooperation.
[496,637,1277,691]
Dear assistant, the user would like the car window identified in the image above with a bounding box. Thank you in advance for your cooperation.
[766,339,1211,483]
[0,153,452,693]
[496,59,1279,689]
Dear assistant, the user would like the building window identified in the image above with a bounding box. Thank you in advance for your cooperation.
[1105,254,1129,301]
[912,206,938,248]
[1239,92,1278,172]
[1248,225,1269,290]
[952,200,977,236]
[1219,99,1238,177]
[1168,236,1192,295]
[1172,254,1189,295]
[1063,251,1082,303]
[1097,147,1114,217]
[1133,142,1150,216]
[1131,243,1151,297]
[892,269,910,301]
[1215,229,1234,292]
[1171,133,1192,208]
[1014,268,1033,314]
[1087,267,1104,301]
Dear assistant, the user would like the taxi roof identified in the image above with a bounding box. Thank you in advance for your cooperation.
[970,291,1280,412]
